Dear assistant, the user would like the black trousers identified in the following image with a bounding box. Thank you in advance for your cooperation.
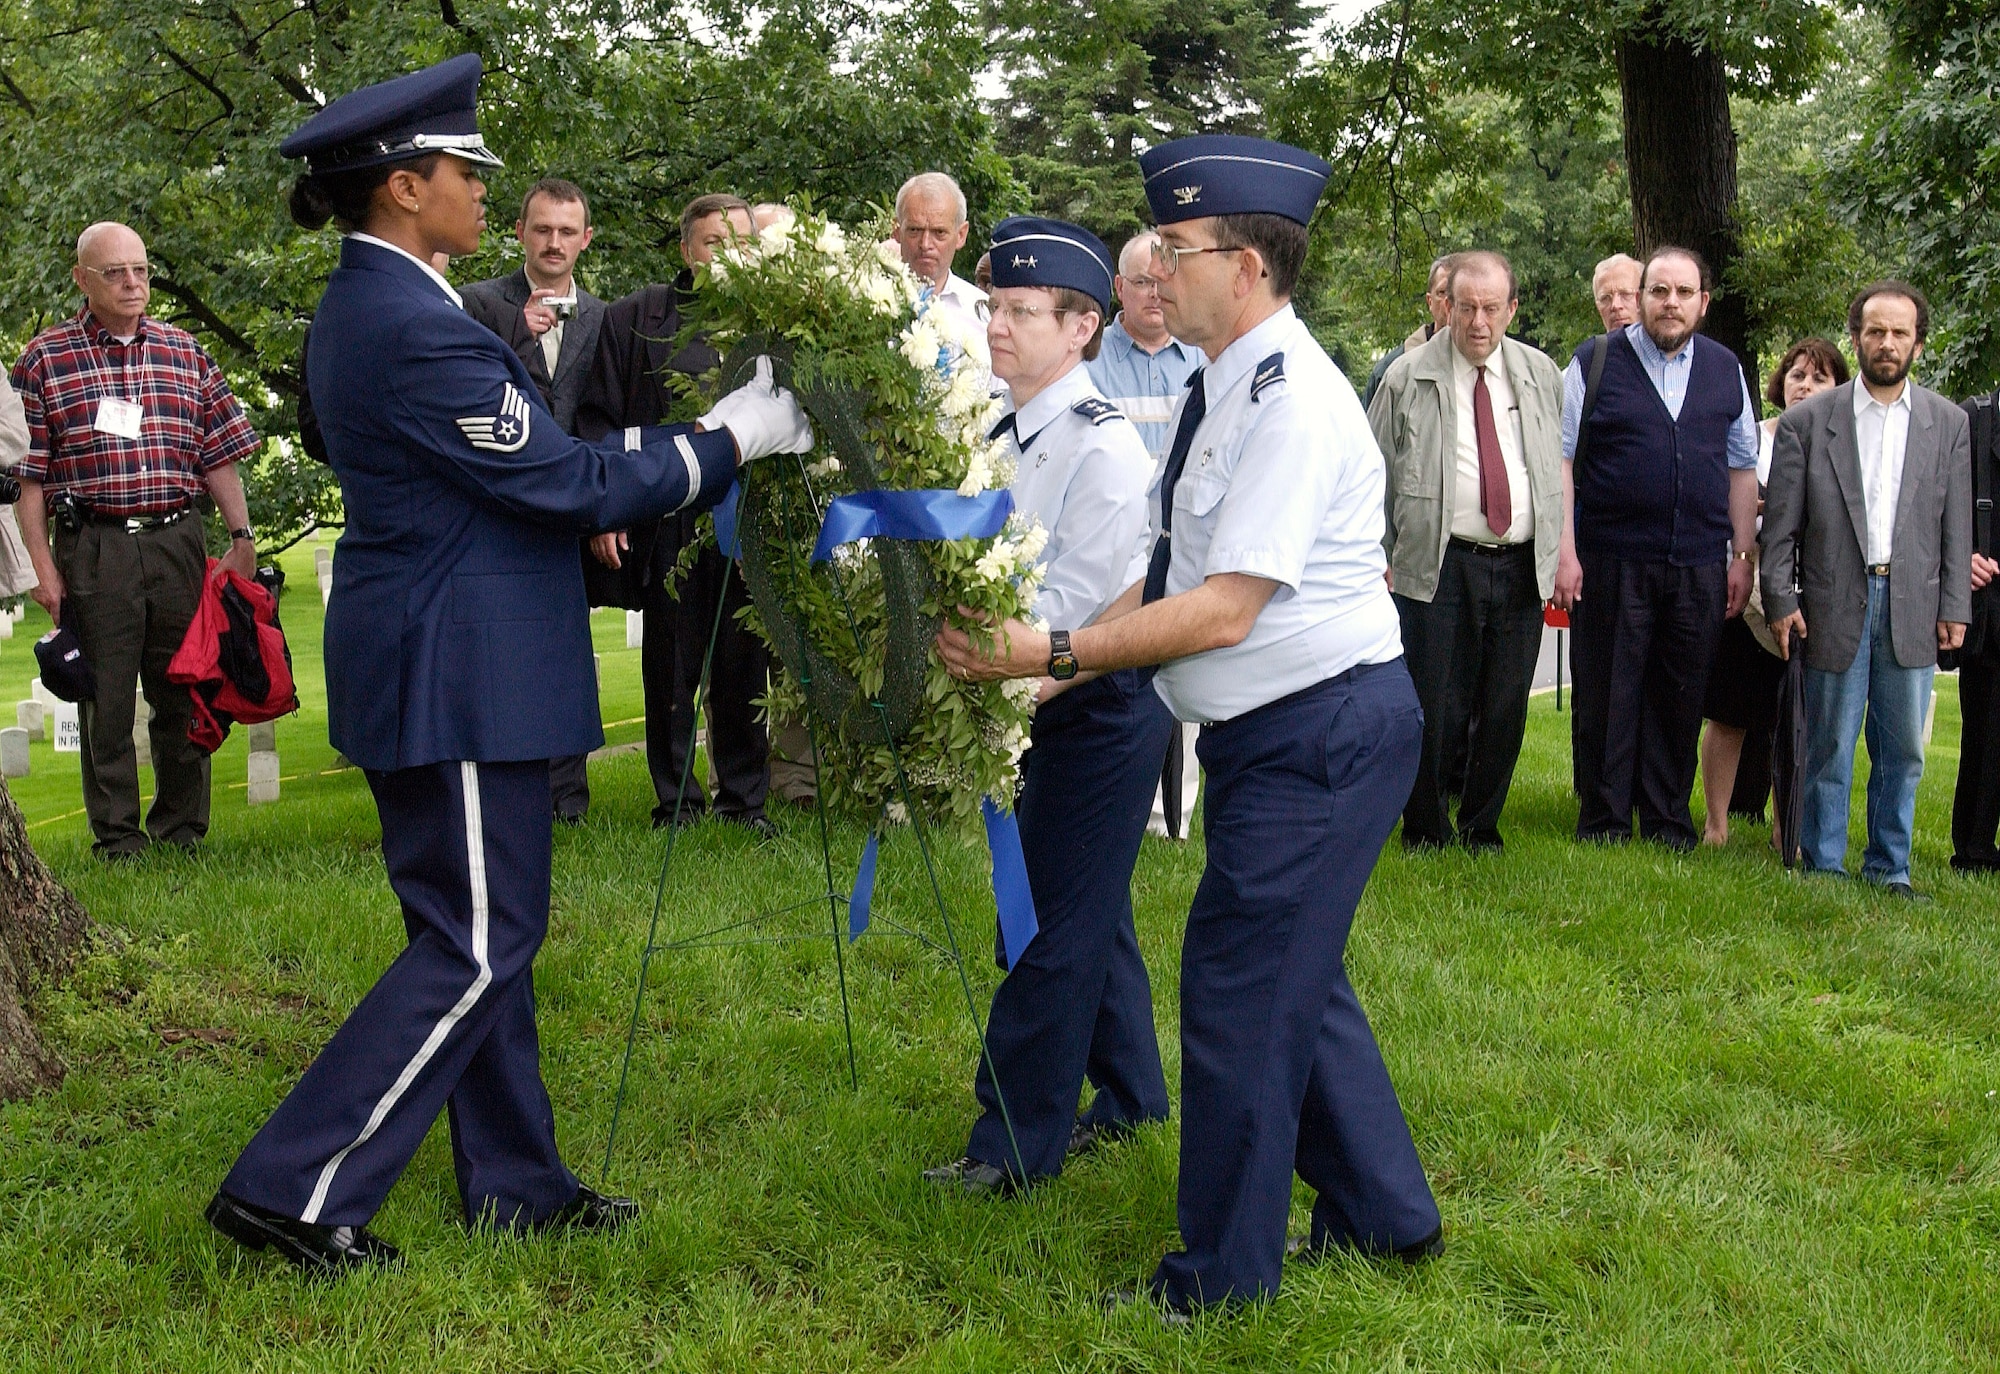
[1570,554,1725,847]
[644,525,769,823]
[1395,540,1543,848]
[1953,654,2000,866]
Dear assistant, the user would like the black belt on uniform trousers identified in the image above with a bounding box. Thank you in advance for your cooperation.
[1447,536,1533,556]
[1868,563,1892,577]
[83,504,194,532]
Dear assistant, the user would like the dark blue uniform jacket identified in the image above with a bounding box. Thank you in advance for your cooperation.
[310,237,738,770]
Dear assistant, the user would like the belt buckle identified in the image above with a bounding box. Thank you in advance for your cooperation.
[123,516,145,534]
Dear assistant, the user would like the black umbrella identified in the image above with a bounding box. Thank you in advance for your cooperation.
[1770,627,1806,868]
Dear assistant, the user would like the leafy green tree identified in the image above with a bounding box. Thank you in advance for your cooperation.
[0,0,1014,551]
[984,0,1315,244]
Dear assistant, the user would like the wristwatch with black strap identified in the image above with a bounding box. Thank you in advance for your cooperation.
[1047,629,1078,681]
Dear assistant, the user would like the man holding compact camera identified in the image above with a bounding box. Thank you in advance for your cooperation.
[463,177,607,821]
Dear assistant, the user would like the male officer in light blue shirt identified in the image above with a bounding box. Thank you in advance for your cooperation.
[940,135,1442,1315]
[925,216,1174,1195]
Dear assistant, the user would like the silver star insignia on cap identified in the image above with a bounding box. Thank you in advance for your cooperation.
[1013,253,1036,267]
[456,382,532,453]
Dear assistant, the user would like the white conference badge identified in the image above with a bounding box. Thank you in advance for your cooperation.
[94,396,143,439]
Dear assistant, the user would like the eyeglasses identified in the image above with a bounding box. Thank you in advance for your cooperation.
[1645,283,1702,302]
[1149,240,1245,277]
[81,263,150,285]
[1121,275,1162,293]
[989,302,1072,326]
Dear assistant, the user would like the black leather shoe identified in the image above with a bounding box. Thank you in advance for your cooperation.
[721,813,779,840]
[1882,881,1933,903]
[206,1190,400,1276]
[1950,853,2000,873]
[1100,1286,1192,1328]
[536,1184,639,1234]
[922,1156,1019,1197]
[1067,1118,1134,1158]
[652,804,708,830]
[554,810,585,828]
[1288,1225,1444,1266]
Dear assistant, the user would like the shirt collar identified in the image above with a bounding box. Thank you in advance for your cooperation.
[348,232,462,308]
[1110,315,1187,362]
[1007,361,1095,440]
[1205,302,1298,398]
[80,308,150,347]
[1853,379,1912,415]
[1625,320,1693,369]
[1450,337,1507,384]
[935,272,987,308]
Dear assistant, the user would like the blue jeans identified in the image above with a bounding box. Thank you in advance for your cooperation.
[1801,575,1934,885]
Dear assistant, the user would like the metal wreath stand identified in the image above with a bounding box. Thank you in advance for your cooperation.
[601,341,1027,1183]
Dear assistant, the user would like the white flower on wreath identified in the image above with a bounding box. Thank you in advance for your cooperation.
[875,239,905,271]
[958,447,992,499]
[901,316,947,374]
[759,217,795,257]
[975,536,1016,582]
[1015,522,1049,567]
[815,220,847,256]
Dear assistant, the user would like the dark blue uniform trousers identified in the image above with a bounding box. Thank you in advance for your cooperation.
[967,669,1176,1180]
[221,760,579,1229]
[1152,661,1439,1309]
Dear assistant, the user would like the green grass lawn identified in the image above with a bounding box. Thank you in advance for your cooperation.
[2,540,1997,1370]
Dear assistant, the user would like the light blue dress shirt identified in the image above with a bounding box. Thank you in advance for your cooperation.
[1000,363,1155,630]
[1086,316,1202,463]
[1559,322,1759,470]
[1150,304,1403,723]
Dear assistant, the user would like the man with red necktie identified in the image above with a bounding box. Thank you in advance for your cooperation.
[1369,250,1568,851]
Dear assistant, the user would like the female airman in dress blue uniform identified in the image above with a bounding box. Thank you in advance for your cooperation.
[206,55,810,1274]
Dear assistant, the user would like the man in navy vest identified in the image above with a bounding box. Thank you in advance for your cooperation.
[1559,246,1760,848]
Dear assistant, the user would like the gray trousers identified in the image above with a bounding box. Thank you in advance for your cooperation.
[53,515,211,855]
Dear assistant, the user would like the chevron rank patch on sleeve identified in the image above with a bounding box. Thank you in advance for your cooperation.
[1071,397,1126,425]
[1249,352,1287,402]
[456,382,533,452]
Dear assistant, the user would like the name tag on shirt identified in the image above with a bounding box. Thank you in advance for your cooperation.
[94,397,143,439]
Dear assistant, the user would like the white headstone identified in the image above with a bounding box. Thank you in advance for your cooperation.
[0,615,12,640]
[30,678,55,710]
[247,749,280,805]
[315,546,333,574]
[625,610,644,649]
[50,702,79,753]
[0,727,28,778]
[246,721,277,753]
[16,699,43,742]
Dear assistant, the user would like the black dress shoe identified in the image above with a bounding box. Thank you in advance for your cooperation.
[536,1184,639,1234]
[721,812,779,840]
[554,810,585,828]
[922,1156,1020,1197]
[1287,1225,1444,1266]
[652,804,708,830]
[1067,1118,1134,1158]
[206,1190,401,1276]
[1950,853,2000,873]
[1882,880,1933,903]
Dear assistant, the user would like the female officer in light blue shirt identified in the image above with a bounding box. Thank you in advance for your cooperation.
[924,217,1175,1193]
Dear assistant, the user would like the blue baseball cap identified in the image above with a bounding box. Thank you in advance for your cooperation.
[988,217,1116,311]
[1140,135,1332,227]
[280,53,504,174]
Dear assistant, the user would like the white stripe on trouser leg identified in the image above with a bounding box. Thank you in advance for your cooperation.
[301,761,494,1223]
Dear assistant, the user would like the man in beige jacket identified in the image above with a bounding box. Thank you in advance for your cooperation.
[1369,250,1567,851]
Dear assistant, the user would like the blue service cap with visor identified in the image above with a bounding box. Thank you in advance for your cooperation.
[280,53,505,175]
[988,216,1117,312]
[1139,134,1332,228]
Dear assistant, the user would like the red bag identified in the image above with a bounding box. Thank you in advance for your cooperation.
[167,560,300,753]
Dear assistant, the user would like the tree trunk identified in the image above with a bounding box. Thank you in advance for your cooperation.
[1616,18,1755,382]
[0,785,91,1100]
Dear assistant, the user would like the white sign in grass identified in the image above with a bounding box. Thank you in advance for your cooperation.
[51,701,80,753]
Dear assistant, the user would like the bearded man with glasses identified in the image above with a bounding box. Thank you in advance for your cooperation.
[9,220,262,860]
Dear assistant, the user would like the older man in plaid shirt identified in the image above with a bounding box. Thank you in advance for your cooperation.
[11,221,261,859]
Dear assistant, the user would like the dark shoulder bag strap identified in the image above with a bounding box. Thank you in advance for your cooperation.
[1975,391,1995,559]
[1573,331,1612,468]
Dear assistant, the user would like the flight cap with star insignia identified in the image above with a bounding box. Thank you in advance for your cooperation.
[280,52,505,175]
[1139,134,1332,227]
[988,216,1116,311]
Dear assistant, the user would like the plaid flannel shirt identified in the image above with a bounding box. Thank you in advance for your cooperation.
[9,309,261,517]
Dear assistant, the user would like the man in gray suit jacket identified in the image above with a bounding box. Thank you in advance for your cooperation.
[462,178,605,438]
[462,177,607,821]
[1372,250,1567,851]
[1762,281,1972,899]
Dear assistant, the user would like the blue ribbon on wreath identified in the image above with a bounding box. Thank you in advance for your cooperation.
[817,485,1036,969]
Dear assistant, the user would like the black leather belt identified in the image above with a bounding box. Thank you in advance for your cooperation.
[86,506,194,532]
[1867,563,1892,577]
[1448,536,1533,556]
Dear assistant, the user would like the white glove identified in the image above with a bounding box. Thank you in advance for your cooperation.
[699,356,814,463]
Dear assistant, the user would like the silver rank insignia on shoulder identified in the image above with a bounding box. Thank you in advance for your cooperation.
[1071,397,1123,426]
[457,382,532,452]
[1249,351,1287,402]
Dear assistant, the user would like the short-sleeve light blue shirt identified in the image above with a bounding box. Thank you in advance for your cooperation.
[1149,303,1402,724]
[1560,323,1760,469]
[1086,316,1202,463]
[1000,363,1154,630]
